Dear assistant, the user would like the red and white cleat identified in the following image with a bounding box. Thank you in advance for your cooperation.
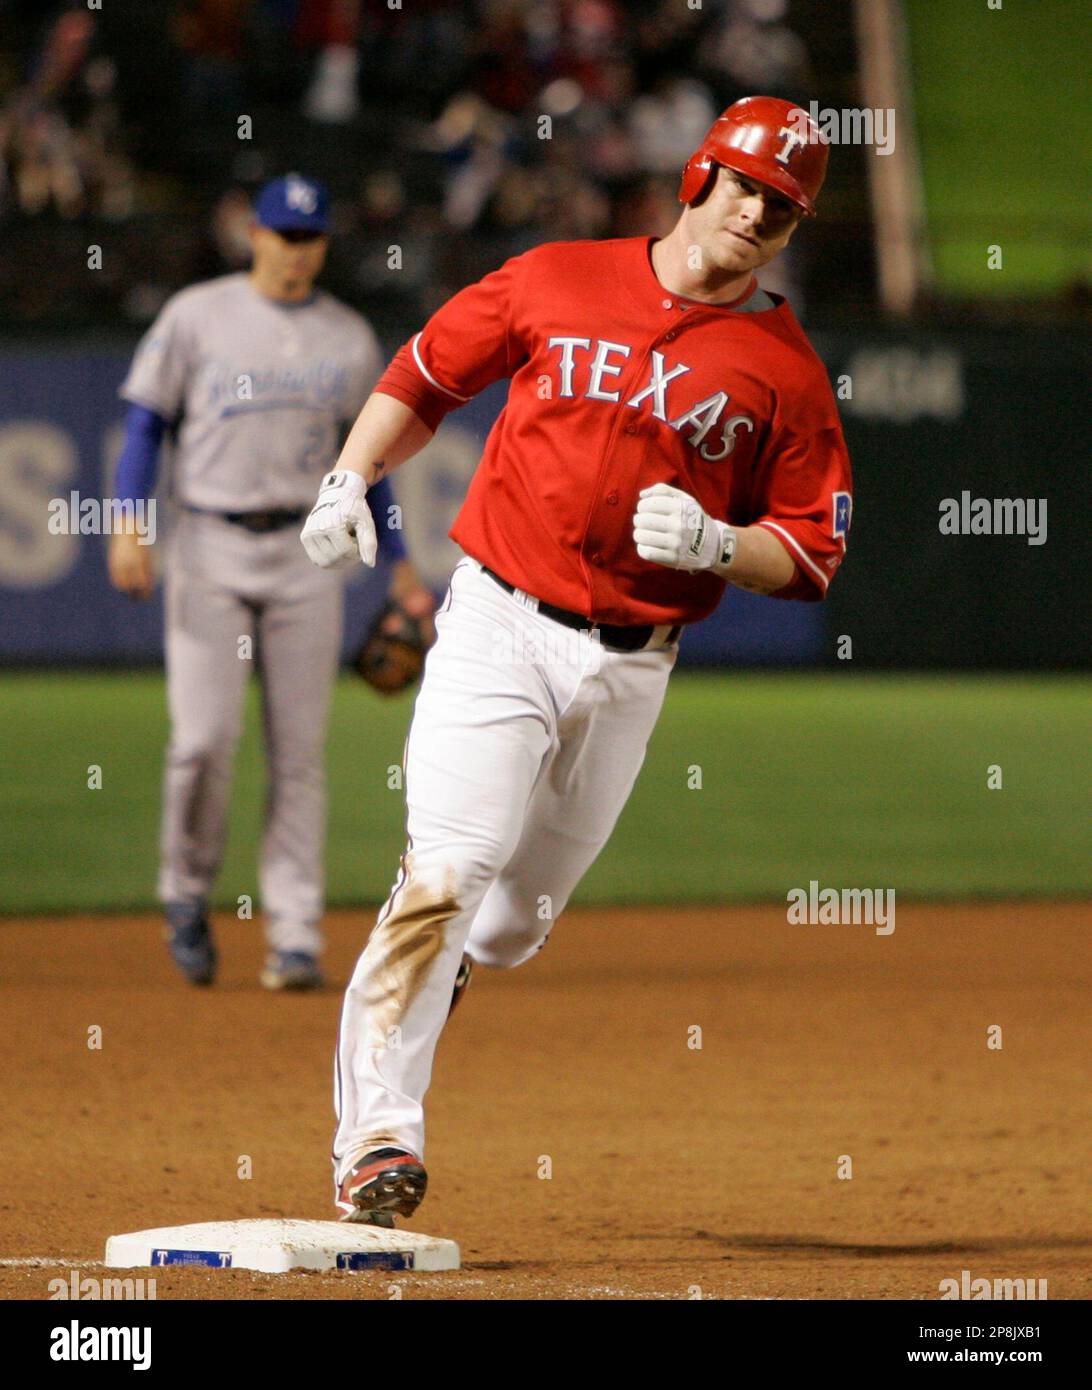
[336,1149,428,1227]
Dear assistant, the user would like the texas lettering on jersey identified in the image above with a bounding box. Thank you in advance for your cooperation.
[546,337,755,463]
[377,235,853,626]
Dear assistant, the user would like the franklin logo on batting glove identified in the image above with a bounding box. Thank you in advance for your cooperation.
[300,470,377,569]
[633,483,736,572]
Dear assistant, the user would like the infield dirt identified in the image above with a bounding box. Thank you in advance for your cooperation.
[1,902,1088,1300]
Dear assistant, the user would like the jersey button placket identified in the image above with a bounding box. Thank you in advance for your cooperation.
[586,336,656,604]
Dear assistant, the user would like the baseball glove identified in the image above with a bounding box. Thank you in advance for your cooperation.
[355,598,432,695]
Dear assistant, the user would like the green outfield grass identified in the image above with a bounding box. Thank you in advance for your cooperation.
[0,671,1087,915]
[905,0,1089,296]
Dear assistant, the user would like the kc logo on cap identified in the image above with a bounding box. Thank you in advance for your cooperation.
[255,173,331,233]
[285,175,319,215]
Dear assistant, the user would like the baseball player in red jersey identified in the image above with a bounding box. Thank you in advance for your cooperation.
[300,97,852,1225]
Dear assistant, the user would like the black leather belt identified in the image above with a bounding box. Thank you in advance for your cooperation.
[481,566,682,653]
[220,508,305,533]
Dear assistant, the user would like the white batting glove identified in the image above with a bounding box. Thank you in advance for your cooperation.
[633,483,733,571]
[300,470,377,570]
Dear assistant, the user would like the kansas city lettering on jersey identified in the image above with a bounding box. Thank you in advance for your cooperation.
[203,359,351,413]
[547,336,754,462]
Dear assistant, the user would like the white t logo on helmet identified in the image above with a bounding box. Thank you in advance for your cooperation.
[774,126,807,165]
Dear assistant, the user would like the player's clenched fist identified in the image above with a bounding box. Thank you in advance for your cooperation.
[107,529,156,600]
[633,483,735,572]
[301,470,378,570]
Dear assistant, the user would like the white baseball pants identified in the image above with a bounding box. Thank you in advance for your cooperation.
[333,557,677,1177]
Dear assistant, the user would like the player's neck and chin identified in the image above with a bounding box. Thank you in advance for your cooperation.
[246,268,319,307]
[649,230,764,307]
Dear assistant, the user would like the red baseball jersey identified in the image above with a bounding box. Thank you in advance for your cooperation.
[376,235,852,625]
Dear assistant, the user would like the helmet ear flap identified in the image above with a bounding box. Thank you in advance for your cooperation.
[678,157,717,207]
[689,162,718,208]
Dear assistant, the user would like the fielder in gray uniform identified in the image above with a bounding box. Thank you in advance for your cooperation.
[108,173,434,991]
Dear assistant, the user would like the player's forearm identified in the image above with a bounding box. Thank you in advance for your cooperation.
[336,392,434,486]
[713,524,796,593]
[114,404,167,505]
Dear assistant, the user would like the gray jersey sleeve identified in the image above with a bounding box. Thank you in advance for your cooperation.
[119,294,194,420]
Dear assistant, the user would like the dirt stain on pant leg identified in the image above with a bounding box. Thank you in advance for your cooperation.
[364,858,460,1046]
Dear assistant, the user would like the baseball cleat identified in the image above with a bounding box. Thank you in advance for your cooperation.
[259,950,324,991]
[164,902,216,986]
[448,952,473,1017]
[336,1148,428,1226]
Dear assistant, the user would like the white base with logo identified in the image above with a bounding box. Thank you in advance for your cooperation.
[104,1219,459,1273]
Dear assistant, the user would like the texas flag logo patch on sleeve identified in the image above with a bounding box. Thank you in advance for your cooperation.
[832,491,852,540]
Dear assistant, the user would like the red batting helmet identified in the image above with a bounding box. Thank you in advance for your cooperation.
[678,96,829,216]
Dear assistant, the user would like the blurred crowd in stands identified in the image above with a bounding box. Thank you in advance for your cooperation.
[0,0,826,333]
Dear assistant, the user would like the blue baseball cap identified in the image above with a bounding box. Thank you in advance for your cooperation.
[254,174,331,233]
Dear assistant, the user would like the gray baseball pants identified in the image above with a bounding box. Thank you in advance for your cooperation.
[158,509,342,954]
